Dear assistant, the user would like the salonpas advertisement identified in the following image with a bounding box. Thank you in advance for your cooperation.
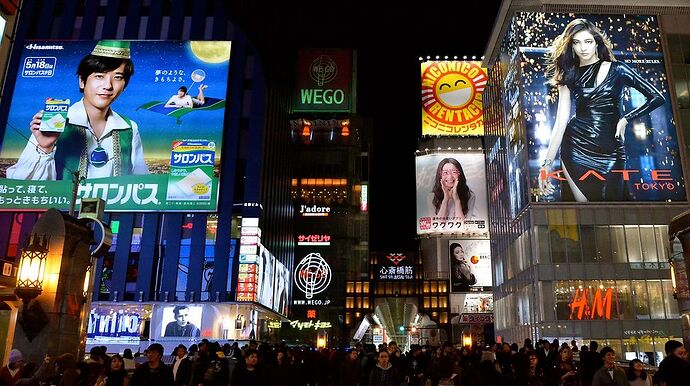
[0,40,231,211]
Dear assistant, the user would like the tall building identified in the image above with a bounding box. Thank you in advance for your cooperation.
[483,0,690,361]
[0,0,294,356]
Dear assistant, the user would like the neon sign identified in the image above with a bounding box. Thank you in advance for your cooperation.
[300,205,331,216]
[268,320,332,330]
[569,287,616,320]
[297,234,331,246]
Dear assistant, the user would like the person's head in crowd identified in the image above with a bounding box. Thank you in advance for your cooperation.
[245,349,258,369]
[146,343,164,367]
[511,343,519,352]
[89,347,103,363]
[8,349,23,369]
[527,350,539,370]
[559,345,573,362]
[108,354,126,373]
[502,343,511,353]
[626,359,648,381]
[665,340,687,359]
[176,345,188,359]
[590,341,599,352]
[123,348,133,359]
[600,346,616,367]
[377,350,390,368]
[581,345,589,352]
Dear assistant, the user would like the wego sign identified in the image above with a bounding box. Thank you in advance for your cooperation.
[294,49,352,112]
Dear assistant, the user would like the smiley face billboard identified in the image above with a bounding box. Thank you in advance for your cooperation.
[421,61,487,136]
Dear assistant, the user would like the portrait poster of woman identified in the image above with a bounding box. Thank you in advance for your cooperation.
[449,239,492,293]
[513,13,685,202]
[415,153,489,235]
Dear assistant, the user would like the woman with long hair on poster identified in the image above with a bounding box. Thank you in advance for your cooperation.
[428,158,475,221]
[540,18,664,201]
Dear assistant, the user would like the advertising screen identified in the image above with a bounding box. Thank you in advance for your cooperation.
[416,153,488,235]
[0,40,231,211]
[257,244,275,310]
[515,13,685,202]
[449,239,492,292]
[421,61,487,136]
[273,260,290,316]
[87,304,149,342]
[152,304,203,339]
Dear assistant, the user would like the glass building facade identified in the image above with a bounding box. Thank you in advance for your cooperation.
[482,4,690,359]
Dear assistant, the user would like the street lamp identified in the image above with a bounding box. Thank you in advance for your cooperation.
[15,234,49,306]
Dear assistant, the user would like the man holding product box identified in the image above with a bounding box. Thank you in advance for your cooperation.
[7,40,149,180]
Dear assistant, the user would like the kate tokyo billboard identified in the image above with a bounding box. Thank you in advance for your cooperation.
[0,40,231,211]
[415,153,488,235]
[516,14,685,202]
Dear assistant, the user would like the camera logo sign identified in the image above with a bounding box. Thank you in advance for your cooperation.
[294,252,332,300]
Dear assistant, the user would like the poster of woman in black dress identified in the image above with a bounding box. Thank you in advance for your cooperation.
[517,14,685,202]
[450,242,475,292]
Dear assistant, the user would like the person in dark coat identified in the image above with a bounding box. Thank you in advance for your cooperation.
[368,350,401,386]
[655,340,689,386]
[230,349,263,386]
[172,345,192,386]
[130,344,173,386]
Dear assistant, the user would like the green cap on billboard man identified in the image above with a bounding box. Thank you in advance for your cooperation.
[7,40,149,180]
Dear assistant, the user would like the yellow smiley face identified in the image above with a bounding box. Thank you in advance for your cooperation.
[436,73,473,108]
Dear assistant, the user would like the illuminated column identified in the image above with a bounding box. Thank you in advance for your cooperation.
[10,209,93,364]
[668,211,690,349]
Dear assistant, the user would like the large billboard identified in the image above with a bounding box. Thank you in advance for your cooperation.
[415,153,488,235]
[421,61,487,136]
[516,13,685,202]
[0,40,231,211]
[449,239,492,292]
[292,251,334,307]
[293,49,352,113]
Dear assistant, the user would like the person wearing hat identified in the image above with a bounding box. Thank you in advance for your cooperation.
[8,40,149,181]
[655,340,689,386]
[0,349,25,386]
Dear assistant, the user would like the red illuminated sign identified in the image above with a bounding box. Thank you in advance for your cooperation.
[297,234,331,246]
[569,287,615,320]
[306,309,317,319]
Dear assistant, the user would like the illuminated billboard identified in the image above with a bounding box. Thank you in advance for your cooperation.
[514,13,685,202]
[421,61,487,136]
[292,251,333,307]
[293,49,351,112]
[375,252,414,281]
[415,153,488,235]
[87,304,149,342]
[0,40,231,211]
[449,240,492,292]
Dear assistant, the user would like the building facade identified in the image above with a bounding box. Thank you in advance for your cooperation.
[483,0,690,362]
[0,0,294,356]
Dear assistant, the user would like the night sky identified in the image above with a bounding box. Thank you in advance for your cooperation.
[232,1,503,251]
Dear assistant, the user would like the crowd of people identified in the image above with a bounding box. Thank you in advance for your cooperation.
[0,338,688,386]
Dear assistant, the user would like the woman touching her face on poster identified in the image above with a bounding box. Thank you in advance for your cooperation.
[539,18,664,202]
[428,158,475,222]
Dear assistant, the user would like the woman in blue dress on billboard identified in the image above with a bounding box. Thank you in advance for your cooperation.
[540,18,664,201]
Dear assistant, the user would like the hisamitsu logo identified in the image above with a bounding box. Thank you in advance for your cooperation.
[22,57,56,78]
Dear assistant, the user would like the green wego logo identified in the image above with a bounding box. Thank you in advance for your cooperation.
[300,54,345,106]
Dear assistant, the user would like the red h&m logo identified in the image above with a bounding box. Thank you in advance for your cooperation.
[569,287,615,320]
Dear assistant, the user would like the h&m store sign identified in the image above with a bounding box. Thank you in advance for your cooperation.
[293,49,352,112]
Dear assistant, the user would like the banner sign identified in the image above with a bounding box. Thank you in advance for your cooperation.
[421,61,487,136]
[293,49,352,112]
[376,252,414,281]
[416,153,488,235]
[449,240,492,292]
[513,13,686,202]
[0,40,231,211]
